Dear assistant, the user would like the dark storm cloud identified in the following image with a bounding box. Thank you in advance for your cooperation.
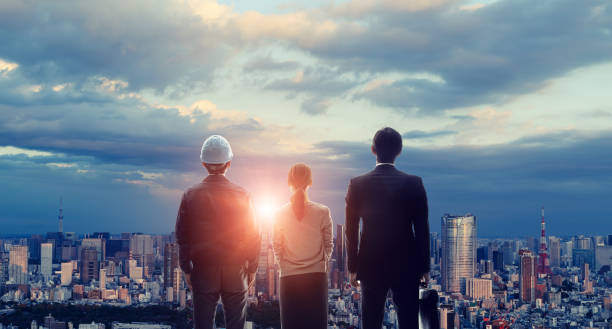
[402,129,457,139]
[283,0,612,113]
[243,57,301,72]
[0,0,230,92]
[0,89,270,172]
[263,66,362,115]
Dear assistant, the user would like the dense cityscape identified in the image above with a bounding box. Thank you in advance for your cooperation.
[1,204,612,329]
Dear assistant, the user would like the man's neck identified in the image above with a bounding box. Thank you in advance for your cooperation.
[376,162,395,167]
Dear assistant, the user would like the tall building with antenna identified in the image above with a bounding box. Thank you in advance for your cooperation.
[537,206,551,275]
[58,197,64,233]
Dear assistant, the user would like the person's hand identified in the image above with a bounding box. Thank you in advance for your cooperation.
[420,272,430,287]
[248,272,256,288]
[349,272,360,288]
[184,273,192,290]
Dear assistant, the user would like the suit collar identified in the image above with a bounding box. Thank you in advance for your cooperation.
[373,163,397,173]
[203,174,229,183]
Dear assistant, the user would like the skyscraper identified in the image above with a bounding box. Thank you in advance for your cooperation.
[549,236,561,268]
[100,268,106,290]
[41,242,53,279]
[441,214,476,293]
[519,249,536,304]
[9,245,28,284]
[80,247,99,284]
[129,234,154,277]
[430,232,441,265]
[492,250,503,272]
[82,238,105,262]
[333,224,346,288]
[163,243,179,288]
[61,262,72,286]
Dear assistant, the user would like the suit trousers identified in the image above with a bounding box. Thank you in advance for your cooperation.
[191,264,249,329]
[360,274,419,329]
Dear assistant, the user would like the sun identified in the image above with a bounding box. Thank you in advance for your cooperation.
[255,197,278,225]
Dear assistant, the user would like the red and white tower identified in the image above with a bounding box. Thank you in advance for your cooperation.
[537,206,551,275]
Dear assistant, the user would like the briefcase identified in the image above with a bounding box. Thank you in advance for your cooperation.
[419,288,440,329]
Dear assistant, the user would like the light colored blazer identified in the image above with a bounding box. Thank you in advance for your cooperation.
[273,201,334,277]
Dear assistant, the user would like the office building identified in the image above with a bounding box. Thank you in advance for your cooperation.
[441,214,476,293]
[100,268,106,289]
[28,235,43,262]
[82,238,105,262]
[129,234,154,277]
[573,249,595,269]
[520,249,536,304]
[80,247,99,284]
[41,242,53,279]
[163,243,179,288]
[595,246,612,272]
[549,236,561,268]
[9,245,28,284]
[477,246,488,262]
[463,278,493,300]
[492,250,503,272]
[61,262,73,286]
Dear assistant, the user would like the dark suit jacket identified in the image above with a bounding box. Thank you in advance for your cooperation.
[345,164,430,282]
[175,174,261,291]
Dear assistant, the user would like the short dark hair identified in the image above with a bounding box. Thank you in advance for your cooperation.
[372,127,402,163]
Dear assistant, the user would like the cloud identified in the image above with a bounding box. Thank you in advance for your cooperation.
[243,57,301,73]
[403,129,457,139]
[312,129,612,235]
[0,0,231,92]
[0,58,18,77]
[0,82,300,172]
[300,96,333,115]
[254,0,612,114]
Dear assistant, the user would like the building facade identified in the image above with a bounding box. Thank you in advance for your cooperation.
[441,214,477,293]
[520,249,536,304]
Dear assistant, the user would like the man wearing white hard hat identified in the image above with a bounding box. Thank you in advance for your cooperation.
[175,135,261,329]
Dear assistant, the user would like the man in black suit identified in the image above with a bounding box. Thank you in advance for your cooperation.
[345,127,430,328]
[175,135,261,329]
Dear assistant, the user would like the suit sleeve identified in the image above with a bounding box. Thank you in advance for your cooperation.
[345,179,360,274]
[245,196,261,274]
[322,207,334,262]
[175,192,193,274]
[413,177,430,277]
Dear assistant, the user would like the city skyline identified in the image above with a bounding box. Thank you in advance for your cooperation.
[2,1,612,235]
[3,217,612,328]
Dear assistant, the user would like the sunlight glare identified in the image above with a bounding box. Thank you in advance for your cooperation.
[255,197,278,225]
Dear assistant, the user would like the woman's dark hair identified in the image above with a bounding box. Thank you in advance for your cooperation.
[288,163,312,220]
[372,127,402,163]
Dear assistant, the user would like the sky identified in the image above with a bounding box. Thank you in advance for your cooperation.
[1,0,611,237]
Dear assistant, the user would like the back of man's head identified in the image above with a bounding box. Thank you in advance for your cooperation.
[372,127,402,163]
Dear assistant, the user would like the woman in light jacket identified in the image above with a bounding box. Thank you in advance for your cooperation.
[273,163,333,329]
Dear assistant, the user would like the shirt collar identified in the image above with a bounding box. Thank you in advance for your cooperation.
[376,162,395,167]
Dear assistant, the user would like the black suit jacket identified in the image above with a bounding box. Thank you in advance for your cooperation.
[345,164,430,282]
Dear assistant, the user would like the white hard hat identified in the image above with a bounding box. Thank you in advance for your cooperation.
[200,135,233,164]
